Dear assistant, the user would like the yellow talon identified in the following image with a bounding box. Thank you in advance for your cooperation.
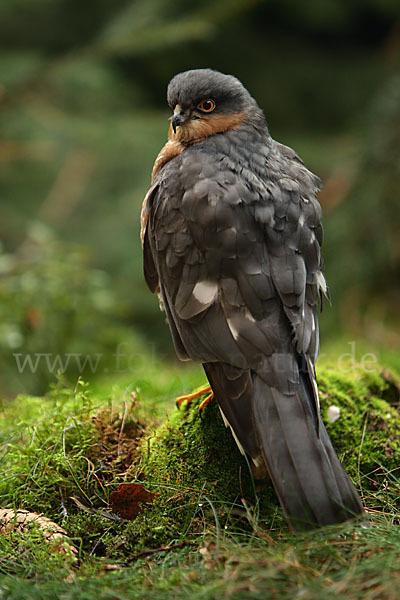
[198,392,214,411]
[176,385,213,409]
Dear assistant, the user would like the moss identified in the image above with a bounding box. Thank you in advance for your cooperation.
[0,387,99,518]
[1,363,400,567]
[0,525,76,580]
[142,387,283,528]
[141,365,400,532]
[144,389,252,500]
[319,365,400,503]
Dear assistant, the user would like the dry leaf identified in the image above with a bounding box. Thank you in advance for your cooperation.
[199,541,219,569]
[110,483,155,520]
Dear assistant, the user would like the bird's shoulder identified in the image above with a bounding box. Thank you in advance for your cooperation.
[149,129,323,242]
[151,127,270,204]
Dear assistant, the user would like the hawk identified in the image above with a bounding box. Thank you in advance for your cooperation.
[141,68,364,530]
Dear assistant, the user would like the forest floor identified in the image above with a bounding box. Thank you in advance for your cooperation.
[1,344,400,600]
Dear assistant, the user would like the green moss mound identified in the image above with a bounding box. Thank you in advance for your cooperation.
[1,364,399,565]
[319,366,400,512]
[142,389,280,532]
[143,364,400,527]
[144,390,253,500]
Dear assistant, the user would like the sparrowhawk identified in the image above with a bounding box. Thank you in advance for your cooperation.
[141,68,364,531]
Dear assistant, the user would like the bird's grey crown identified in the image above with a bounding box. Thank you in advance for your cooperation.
[167,68,259,116]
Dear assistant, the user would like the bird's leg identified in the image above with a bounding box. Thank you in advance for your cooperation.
[176,385,214,411]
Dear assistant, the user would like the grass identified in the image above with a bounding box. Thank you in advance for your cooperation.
[1,351,400,599]
[1,518,400,599]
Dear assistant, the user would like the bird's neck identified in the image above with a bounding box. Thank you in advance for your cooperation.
[168,111,252,146]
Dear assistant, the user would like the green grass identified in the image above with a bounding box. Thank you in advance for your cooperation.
[1,355,400,599]
[1,518,400,599]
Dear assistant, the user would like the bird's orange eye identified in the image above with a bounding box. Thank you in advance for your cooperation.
[198,99,216,113]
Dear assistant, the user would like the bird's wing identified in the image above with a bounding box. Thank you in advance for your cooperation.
[146,144,324,375]
[144,145,363,530]
[264,141,326,358]
[260,141,328,413]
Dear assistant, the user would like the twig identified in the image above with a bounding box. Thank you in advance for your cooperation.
[70,496,123,522]
[126,541,198,563]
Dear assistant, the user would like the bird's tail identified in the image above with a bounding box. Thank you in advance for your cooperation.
[204,362,364,531]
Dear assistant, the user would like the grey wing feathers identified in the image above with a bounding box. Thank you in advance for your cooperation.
[203,362,260,460]
[144,140,363,530]
[146,143,326,380]
[262,144,326,362]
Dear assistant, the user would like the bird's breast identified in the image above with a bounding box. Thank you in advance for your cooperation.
[152,139,185,183]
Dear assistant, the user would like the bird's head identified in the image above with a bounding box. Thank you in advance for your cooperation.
[166,69,263,144]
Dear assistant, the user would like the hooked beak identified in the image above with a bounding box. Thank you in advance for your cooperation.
[171,107,190,133]
[171,113,189,133]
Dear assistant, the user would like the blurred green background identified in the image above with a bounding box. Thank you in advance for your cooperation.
[1,0,399,397]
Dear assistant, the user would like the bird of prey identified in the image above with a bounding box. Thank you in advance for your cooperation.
[141,68,364,531]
